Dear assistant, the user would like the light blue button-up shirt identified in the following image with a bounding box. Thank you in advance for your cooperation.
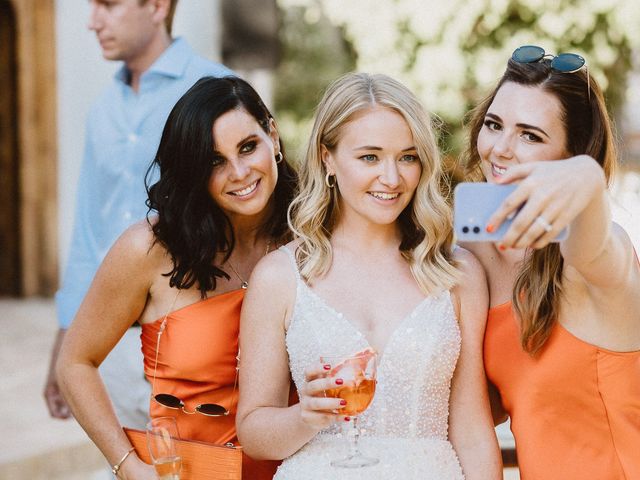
[56,38,233,328]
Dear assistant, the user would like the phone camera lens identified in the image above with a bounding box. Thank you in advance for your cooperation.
[462,226,469,234]
[473,226,481,234]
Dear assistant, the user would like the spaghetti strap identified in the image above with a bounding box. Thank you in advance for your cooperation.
[278,245,302,281]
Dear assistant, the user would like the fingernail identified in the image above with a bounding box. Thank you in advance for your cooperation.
[498,244,507,251]
[323,364,331,371]
[344,416,350,422]
[486,224,495,233]
[335,378,343,385]
[340,399,347,406]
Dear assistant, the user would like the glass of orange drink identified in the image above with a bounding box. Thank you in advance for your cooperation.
[320,348,378,468]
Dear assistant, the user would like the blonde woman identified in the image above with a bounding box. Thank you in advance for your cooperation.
[236,72,501,479]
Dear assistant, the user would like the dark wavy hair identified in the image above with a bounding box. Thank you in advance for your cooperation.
[145,76,297,296]
[462,57,617,354]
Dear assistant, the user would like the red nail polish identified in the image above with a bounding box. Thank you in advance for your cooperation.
[344,416,350,422]
[335,378,343,385]
[486,224,495,233]
[323,364,331,371]
[340,399,347,406]
[498,244,507,251]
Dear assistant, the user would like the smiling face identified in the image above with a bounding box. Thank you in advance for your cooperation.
[477,82,569,183]
[322,106,422,228]
[208,108,279,222]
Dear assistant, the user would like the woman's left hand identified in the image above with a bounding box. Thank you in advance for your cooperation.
[486,155,606,250]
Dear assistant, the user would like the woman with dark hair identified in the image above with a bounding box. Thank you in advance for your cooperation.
[57,76,297,480]
[462,46,640,479]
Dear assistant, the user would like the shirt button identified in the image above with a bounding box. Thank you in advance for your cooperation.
[128,133,138,143]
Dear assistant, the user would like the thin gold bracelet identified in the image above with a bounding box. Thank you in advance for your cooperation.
[111,446,136,476]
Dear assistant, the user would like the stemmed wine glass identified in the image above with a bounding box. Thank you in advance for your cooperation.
[320,348,378,468]
[146,416,182,480]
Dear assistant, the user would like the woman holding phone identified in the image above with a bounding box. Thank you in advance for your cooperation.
[461,45,640,479]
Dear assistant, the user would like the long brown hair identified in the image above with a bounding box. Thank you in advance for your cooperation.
[462,57,617,354]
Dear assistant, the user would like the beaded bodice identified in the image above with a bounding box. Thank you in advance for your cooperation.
[282,247,461,440]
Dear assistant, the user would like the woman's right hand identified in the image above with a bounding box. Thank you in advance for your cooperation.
[487,155,606,250]
[299,363,348,430]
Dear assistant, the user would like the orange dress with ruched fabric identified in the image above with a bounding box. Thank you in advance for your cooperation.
[484,302,640,480]
[141,289,279,480]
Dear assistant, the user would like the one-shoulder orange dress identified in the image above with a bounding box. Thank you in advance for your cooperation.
[141,289,279,480]
[484,302,640,480]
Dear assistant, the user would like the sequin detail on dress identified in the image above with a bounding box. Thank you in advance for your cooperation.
[275,247,465,479]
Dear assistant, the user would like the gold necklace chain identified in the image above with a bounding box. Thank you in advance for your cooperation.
[226,239,272,289]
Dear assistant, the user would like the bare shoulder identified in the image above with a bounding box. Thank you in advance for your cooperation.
[113,219,154,253]
[106,219,166,270]
[458,241,494,271]
[458,240,480,256]
[450,247,489,323]
[82,220,161,327]
[243,243,298,331]
[247,243,297,302]
[453,246,487,285]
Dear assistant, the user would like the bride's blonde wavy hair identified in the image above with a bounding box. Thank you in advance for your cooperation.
[288,72,459,294]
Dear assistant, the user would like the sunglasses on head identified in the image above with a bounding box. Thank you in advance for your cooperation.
[512,45,586,72]
[511,45,590,100]
[150,292,238,417]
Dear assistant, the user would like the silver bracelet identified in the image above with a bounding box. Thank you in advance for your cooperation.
[111,446,136,476]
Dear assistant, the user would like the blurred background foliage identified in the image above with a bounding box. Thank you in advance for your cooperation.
[273,2,357,163]
[274,0,640,176]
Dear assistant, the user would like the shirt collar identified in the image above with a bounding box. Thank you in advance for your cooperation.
[114,37,193,85]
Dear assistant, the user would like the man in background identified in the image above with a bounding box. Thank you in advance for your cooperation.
[44,0,232,429]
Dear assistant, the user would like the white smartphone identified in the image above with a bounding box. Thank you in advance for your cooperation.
[453,182,568,242]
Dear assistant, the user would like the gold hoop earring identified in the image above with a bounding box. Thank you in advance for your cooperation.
[275,152,283,164]
[325,172,336,188]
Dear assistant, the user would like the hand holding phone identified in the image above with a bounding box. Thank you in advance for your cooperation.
[453,182,567,242]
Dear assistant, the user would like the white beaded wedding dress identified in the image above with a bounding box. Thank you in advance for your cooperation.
[274,248,465,479]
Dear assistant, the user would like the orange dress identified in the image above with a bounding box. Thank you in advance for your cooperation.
[484,302,640,480]
[141,289,279,480]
